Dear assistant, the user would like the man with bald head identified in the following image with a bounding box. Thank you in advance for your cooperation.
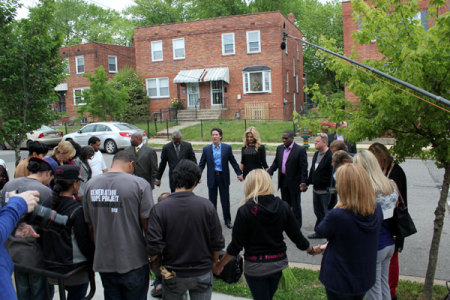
[126,133,158,188]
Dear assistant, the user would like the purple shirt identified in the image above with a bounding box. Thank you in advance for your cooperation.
[281,142,294,174]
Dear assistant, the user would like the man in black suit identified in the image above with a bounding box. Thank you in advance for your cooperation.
[327,121,357,154]
[199,128,243,229]
[307,133,333,239]
[126,133,158,188]
[268,130,308,228]
[155,131,197,192]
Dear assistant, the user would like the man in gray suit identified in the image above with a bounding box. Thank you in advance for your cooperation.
[155,131,197,192]
[126,133,158,189]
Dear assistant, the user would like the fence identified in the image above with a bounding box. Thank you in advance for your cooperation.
[244,103,269,120]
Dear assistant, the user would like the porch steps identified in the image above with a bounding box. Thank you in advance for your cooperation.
[177,108,226,121]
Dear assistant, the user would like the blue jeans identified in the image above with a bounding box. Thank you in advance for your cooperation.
[244,271,282,300]
[15,270,50,300]
[326,290,364,300]
[100,264,149,300]
[162,271,213,300]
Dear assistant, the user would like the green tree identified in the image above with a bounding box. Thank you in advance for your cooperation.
[0,0,65,165]
[52,0,134,46]
[185,0,248,19]
[77,66,129,121]
[294,0,449,298]
[110,67,149,122]
[124,0,186,27]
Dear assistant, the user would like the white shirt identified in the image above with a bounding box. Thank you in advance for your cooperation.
[89,151,107,177]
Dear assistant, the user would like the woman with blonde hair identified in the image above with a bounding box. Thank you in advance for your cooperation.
[214,169,315,300]
[368,143,407,300]
[240,127,268,179]
[354,150,398,300]
[316,163,382,300]
[50,141,76,166]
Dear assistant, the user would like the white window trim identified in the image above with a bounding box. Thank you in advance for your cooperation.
[75,56,84,74]
[285,39,288,54]
[246,30,261,54]
[146,77,170,99]
[293,58,295,77]
[172,38,185,60]
[73,87,89,106]
[286,71,289,93]
[296,75,299,93]
[242,71,271,94]
[151,40,163,62]
[221,33,235,56]
[108,55,118,73]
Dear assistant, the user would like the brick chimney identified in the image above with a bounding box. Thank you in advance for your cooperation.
[288,13,295,23]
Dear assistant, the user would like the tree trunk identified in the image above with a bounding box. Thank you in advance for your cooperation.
[14,144,21,167]
[422,162,450,299]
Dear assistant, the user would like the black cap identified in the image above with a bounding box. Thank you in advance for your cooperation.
[28,157,53,173]
[54,165,84,181]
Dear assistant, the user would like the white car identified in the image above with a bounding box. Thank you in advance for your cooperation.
[0,125,63,150]
[62,122,148,154]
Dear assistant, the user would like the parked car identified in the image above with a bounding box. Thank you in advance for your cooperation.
[62,122,148,154]
[0,125,63,150]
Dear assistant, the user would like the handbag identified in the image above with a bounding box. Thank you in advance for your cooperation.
[392,192,417,238]
[214,251,243,284]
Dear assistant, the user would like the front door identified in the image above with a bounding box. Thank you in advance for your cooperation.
[211,81,224,106]
[187,83,199,108]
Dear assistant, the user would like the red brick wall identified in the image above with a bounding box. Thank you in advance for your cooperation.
[134,11,303,120]
[59,42,135,122]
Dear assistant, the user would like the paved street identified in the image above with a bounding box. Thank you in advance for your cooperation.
[1,150,449,283]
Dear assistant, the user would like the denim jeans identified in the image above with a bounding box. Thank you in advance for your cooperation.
[162,271,213,300]
[244,271,282,300]
[99,264,149,300]
[326,289,364,300]
[15,270,50,300]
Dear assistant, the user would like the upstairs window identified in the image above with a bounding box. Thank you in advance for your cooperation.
[63,58,70,74]
[108,55,117,73]
[76,56,84,74]
[242,66,271,93]
[246,30,261,53]
[73,87,89,106]
[151,40,163,62]
[286,71,289,93]
[414,10,428,30]
[222,33,235,55]
[173,38,185,60]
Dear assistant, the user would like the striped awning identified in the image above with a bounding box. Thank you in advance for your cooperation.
[54,83,68,91]
[203,68,229,84]
[173,69,204,83]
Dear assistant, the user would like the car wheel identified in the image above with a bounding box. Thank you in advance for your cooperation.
[104,139,117,154]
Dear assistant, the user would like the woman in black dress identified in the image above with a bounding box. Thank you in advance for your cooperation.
[240,127,268,179]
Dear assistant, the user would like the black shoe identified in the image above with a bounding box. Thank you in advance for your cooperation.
[151,286,162,298]
[391,295,397,300]
[308,233,323,239]
[225,221,233,229]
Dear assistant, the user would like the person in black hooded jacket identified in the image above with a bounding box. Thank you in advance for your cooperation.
[41,165,94,300]
[213,169,317,300]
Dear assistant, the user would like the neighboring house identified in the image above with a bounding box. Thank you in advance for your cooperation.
[342,0,448,102]
[134,11,304,120]
[56,42,135,122]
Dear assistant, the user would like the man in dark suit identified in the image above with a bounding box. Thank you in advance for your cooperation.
[155,131,197,192]
[199,128,243,229]
[327,121,357,154]
[268,130,308,228]
[126,133,158,188]
[307,133,333,238]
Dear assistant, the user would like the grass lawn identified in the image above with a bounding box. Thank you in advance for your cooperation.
[180,120,297,143]
[212,268,449,299]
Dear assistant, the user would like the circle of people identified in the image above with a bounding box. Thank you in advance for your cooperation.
[0,126,407,300]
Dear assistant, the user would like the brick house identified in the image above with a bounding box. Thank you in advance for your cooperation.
[342,0,448,102]
[134,11,304,120]
[56,42,135,122]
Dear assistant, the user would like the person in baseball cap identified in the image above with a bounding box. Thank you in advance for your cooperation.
[54,165,84,182]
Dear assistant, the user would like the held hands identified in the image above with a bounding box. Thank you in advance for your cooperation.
[15,223,39,238]
[212,258,224,275]
[300,183,308,192]
[154,180,161,187]
[307,243,327,256]
[237,175,244,182]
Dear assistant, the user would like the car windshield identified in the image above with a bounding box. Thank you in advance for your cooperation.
[115,123,139,130]
[39,125,54,131]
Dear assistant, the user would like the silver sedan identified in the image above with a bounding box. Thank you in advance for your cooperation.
[62,122,148,154]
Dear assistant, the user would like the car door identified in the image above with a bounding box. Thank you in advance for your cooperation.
[76,124,97,145]
[94,124,113,148]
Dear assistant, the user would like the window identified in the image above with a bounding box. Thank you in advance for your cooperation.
[222,33,235,55]
[76,56,84,74]
[296,75,299,93]
[151,40,163,61]
[297,42,300,61]
[108,56,117,73]
[246,30,261,53]
[95,124,111,132]
[243,71,271,93]
[286,72,289,93]
[285,39,288,54]
[73,87,89,106]
[172,38,185,60]
[146,77,169,98]
[293,58,295,77]
[80,124,96,133]
[414,10,428,30]
[63,58,70,74]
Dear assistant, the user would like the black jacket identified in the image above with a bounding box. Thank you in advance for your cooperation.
[41,196,94,274]
[268,143,308,191]
[227,195,310,257]
[125,145,158,188]
[307,149,333,190]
